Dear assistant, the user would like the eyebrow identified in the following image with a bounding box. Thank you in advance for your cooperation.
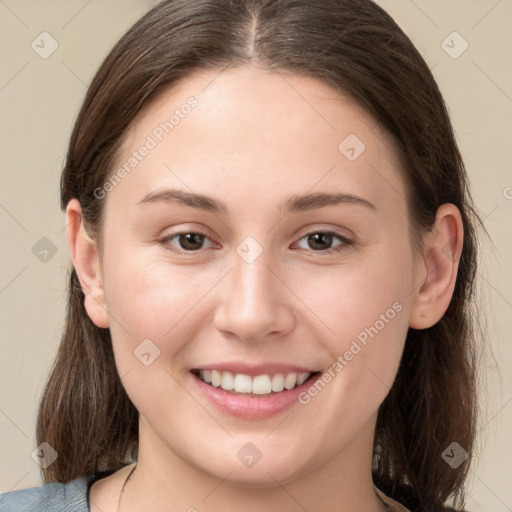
[136,189,377,214]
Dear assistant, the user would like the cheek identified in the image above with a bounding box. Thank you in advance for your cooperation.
[100,247,223,370]
[100,259,215,420]
[291,255,412,454]
[304,243,413,390]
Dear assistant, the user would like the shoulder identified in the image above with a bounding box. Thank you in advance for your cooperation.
[376,485,413,511]
[374,481,469,512]
[0,475,94,512]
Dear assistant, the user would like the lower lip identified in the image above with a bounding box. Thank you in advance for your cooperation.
[190,371,321,419]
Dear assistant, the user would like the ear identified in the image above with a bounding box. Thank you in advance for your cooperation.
[409,203,463,329]
[66,198,110,328]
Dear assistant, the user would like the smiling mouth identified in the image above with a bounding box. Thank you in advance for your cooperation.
[191,368,322,396]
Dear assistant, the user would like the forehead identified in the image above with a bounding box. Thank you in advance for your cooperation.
[107,64,408,217]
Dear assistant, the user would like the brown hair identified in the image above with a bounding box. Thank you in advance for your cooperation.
[37,1,482,510]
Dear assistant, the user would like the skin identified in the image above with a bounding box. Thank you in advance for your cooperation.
[67,64,463,512]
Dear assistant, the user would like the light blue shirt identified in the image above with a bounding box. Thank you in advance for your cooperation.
[0,475,94,512]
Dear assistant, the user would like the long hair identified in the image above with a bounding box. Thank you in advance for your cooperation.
[37,1,482,510]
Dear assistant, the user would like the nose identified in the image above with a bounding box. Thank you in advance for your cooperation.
[213,245,295,343]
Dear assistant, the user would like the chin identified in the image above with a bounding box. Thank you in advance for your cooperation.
[193,448,311,490]
[213,465,299,490]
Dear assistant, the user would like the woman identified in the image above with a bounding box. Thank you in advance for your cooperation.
[0,0,481,511]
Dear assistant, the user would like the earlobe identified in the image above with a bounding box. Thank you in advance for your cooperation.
[409,204,463,329]
[66,198,110,329]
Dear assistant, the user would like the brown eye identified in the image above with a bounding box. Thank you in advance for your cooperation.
[161,231,215,252]
[177,233,205,251]
[295,231,352,253]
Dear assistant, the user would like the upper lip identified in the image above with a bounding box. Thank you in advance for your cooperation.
[192,362,320,377]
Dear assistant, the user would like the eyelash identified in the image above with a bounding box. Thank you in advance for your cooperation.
[159,229,353,255]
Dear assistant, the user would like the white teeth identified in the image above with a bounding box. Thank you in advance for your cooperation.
[197,369,312,394]
[296,372,310,386]
[221,371,234,390]
[283,373,297,390]
[271,373,284,392]
[211,370,222,387]
[252,375,272,394]
[233,373,252,393]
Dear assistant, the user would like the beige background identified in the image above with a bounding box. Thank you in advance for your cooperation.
[0,1,510,510]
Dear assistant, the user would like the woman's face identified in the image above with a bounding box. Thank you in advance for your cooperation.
[95,65,422,485]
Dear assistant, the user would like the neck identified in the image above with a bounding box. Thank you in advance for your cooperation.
[119,413,387,512]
